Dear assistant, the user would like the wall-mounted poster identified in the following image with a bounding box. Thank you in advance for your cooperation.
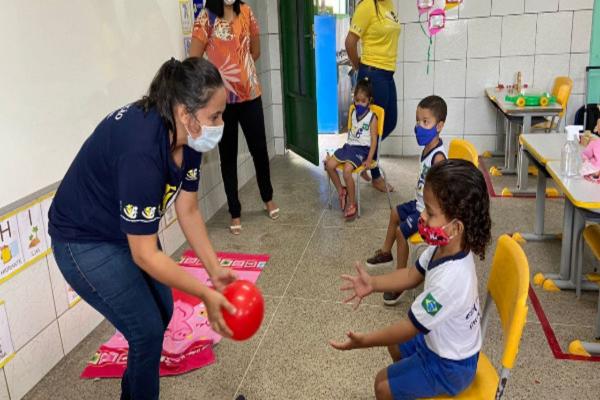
[17,204,48,263]
[183,36,192,58]
[179,0,194,34]
[192,0,204,19]
[0,301,15,368]
[40,194,54,250]
[0,215,24,282]
[67,284,81,308]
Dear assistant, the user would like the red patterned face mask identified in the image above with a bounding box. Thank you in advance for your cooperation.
[418,217,456,246]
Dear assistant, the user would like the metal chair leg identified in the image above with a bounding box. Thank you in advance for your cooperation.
[378,164,393,210]
[327,173,332,210]
[356,171,361,218]
[576,231,584,299]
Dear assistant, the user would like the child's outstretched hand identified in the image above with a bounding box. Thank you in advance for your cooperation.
[340,262,373,309]
[329,331,366,350]
[362,158,373,170]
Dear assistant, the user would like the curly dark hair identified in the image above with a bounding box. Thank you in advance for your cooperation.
[425,159,492,260]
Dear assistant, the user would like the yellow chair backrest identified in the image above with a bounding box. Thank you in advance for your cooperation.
[551,76,573,117]
[487,234,530,369]
[448,139,479,168]
[347,104,385,137]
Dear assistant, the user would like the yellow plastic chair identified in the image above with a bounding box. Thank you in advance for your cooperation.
[448,138,479,168]
[568,225,600,356]
[327,104,392,216]
[574,224,600,297]
[532,76,573,132]
[409,138,480,264]
[421,234,530,400]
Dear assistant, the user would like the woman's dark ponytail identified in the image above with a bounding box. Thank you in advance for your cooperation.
[136,57,224,148]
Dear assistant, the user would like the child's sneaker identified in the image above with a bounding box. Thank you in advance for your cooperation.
[383,291,404,306]
[365,250,393,268]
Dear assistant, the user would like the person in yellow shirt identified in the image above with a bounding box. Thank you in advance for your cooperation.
[346,0,401,192]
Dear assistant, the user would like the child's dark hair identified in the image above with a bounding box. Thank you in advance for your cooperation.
[425,159,491,260]
[418,95,447,123]
[354,77,373,100]
[135,57,223,149]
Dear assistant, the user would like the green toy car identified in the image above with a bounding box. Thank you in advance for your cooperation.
[505,92,556,107]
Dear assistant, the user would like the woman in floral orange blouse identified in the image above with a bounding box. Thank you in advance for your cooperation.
[190,0,278,235]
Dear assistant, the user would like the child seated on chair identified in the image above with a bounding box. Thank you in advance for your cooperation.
[366,95,448,306]
[330,159,492,400]
[325,78,378,220]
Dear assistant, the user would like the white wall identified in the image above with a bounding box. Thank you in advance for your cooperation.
[254,0,285,156]
[381,0,594,156]
[0,1,184,209]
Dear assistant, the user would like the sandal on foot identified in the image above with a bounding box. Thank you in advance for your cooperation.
[344,203,357,220]
[338,187,348,211]
[266,207,280,220]
[229,225,242,235]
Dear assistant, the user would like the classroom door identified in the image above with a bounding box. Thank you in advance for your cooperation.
[279,0,319,165]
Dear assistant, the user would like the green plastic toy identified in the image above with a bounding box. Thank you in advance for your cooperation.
[505,92,557,107]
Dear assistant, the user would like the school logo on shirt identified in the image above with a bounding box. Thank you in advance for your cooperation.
[123,204,138,219]
[185,168,199,181]
[422,293,443,316]
[142,206,157,220]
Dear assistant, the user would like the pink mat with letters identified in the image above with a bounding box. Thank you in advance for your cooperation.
[80,251,268,379]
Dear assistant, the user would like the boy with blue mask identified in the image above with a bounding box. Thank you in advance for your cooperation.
[366,95,448,306]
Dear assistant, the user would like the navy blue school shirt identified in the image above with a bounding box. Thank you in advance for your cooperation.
[48,103,202,242]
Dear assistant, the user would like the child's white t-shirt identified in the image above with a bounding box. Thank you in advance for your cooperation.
[408,246,482,361]
[415,140,447,212]
[347,109,374,148]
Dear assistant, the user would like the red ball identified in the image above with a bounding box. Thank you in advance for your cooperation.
[222,280,264,341]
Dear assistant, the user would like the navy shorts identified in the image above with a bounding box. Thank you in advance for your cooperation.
[333,144,370,168]
[387,334,479,400]
[396,200,420,239]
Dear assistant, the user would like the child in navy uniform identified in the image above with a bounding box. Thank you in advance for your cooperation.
[331,159,492,400]
[325,78,378,220]
[366,95,448,306]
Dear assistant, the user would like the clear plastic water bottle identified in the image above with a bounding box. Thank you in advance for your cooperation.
[561,126,580,177]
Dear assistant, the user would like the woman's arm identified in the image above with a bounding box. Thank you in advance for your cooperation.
[345,32,360,71]
[250,35,260,61]
[189,37,207,58]
[174,190,236,291]
[127,233,235,337]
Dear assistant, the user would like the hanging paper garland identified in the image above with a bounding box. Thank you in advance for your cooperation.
[416,0,463,73]
[417,0,434,15]
[445,0,463,11]
[428,8,446,35]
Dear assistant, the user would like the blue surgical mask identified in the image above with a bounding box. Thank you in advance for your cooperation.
[186,124,224,153]
[354,103,369,118]
[414,125,438,146]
